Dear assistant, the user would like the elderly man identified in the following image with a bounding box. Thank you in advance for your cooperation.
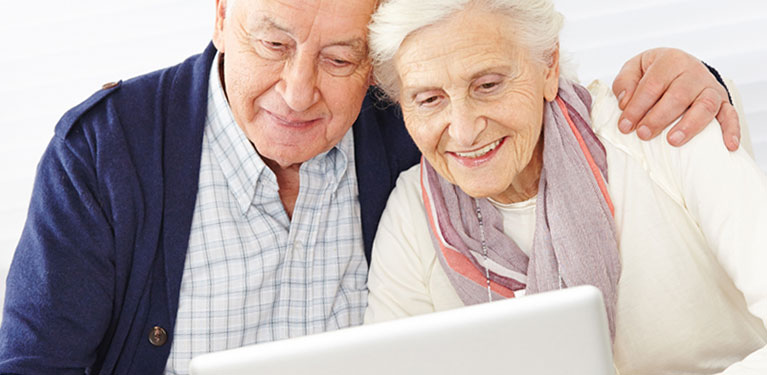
[0,0,740,374]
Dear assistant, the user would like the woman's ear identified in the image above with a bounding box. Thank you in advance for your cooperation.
[543,44,560,102]
[212,0,228,53]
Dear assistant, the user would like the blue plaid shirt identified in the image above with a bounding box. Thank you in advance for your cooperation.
[165,54,368,374]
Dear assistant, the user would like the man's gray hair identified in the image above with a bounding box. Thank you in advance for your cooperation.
[368,0,566,101]
[225,0,383,22]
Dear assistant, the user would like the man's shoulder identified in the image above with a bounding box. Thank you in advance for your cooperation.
[54,45,215,141]
[54,74,160,140]
[355,88,405,139]
[354,87,420,169]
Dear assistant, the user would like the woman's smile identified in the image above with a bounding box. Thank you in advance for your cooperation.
[448,137,506,167]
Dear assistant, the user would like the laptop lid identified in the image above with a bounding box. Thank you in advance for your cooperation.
[189,285,615,375]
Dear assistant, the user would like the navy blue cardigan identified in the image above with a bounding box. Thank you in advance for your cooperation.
[0,43,420,374]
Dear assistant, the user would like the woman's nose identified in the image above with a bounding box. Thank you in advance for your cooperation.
[447,100,486,147]
[278,53,321,112]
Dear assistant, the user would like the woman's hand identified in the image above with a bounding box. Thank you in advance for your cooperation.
[612,47,740,151]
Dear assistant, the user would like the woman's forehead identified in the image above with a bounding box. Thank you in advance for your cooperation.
[395,19,527,88]
[397,8,522,62]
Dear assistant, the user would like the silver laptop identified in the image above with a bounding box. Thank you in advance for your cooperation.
[189,285,615,375]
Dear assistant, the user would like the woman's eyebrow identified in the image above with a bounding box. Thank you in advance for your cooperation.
[468,65,515,81]
[401,86,441,101]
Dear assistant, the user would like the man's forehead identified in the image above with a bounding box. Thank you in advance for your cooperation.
[247,0,378,20]
[248,14,368,54]
[243,1,374,48]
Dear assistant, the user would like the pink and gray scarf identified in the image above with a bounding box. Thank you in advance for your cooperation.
[420,78,621,338]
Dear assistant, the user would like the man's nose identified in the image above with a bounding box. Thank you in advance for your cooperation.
[278,53,321,112]
[447,100,486,147]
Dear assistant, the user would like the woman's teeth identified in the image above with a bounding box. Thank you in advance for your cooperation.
[454,139,502,158]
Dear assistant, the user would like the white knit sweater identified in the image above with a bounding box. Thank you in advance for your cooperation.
[364,81,767,375]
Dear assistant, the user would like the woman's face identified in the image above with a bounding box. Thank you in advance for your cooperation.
[394,7,559,203]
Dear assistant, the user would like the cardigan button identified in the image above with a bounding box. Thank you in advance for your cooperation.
[101,81,119,90]
[148,326,168,347]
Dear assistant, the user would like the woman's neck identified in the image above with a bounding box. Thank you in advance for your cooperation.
[491,139,543,204]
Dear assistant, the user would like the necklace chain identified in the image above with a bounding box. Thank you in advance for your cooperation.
[475,199,566,303]
[475,200,493,303]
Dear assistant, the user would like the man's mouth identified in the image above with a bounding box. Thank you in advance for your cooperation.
[265,109,321,127]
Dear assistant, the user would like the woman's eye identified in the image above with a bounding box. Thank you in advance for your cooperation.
[474,74,505,93]
[478,81,499,91]
[416,95,441,107]
[413,90,444,107]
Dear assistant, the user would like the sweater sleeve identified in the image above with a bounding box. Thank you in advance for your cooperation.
[652,118,767,375]
[364,167,440,323]
[0,134,116,374]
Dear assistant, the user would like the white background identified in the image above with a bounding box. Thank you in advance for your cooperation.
[1,0,766,317]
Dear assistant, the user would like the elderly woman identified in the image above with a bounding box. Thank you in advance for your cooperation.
[363,0,767,373]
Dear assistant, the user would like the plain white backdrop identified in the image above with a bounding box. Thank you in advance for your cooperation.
[1,0,766,316]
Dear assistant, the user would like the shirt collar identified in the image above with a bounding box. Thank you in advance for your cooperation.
[204,53,353,215]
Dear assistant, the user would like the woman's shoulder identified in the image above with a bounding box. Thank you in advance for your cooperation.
[585,79,759,206]
[387,163,425,210]
[587,80,690,199]
[376,162,434,256]
[587,79,728,160]
[587,79,644,144]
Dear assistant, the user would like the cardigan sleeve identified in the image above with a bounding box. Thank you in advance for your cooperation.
[0,134,116,374]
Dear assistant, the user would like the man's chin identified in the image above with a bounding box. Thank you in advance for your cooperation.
[256,148,314,173]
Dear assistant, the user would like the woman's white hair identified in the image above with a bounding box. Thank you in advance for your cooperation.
[368,0,568,101]
[226,0,237,18]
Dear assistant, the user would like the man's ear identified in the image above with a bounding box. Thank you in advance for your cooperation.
[543,44,560,102]
[212,0,228,53]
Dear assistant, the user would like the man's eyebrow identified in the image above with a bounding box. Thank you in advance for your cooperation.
[250,15,293,35]
[324,39,368,57]
[249,16,368,57]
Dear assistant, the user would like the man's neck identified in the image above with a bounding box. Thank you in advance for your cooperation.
[219,53,301,219]
[263,158,301,220]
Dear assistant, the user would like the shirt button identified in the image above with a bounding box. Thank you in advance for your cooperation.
[293,241,304,261]
[148,326,168,347]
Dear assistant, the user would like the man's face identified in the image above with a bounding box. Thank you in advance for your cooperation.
[213,0,376,169]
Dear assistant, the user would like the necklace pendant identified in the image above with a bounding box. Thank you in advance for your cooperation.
[475,199,493,303]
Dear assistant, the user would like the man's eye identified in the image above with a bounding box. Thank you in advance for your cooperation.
[255,39,290,60]
[321,56,358,77]
[262,40,286,50]
[329,58,351,67]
